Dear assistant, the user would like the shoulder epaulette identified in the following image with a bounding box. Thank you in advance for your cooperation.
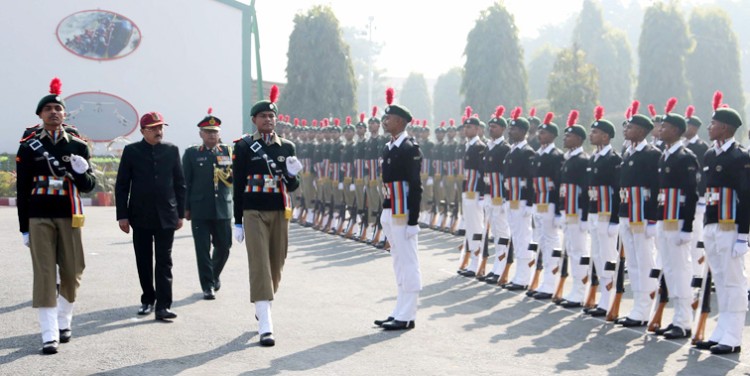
[20,131,36,143]
[26,124,40,129]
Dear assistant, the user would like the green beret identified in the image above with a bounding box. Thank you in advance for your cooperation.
[713,108,743,128]
[662,113,686,133]
[538,122,559,137]
[687,116,702,127]
[356,121,367,128]
[591,119,616,138]
[343,125,355,132]
[251,100,278,117]
[36,94,65,115]
[464,117,481,127]
[368,116,381,124]
[385,104,413,122]
[510,117,530,131]
[488,117,508,127]
[565,124,587,140]
[629,114,654,131]
[528,116,541,126]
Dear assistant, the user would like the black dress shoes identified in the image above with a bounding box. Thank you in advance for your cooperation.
[42,340,58,355]
[710,344,741,355]
[533,292,553,300]
[525,290,537,297]
[59,329,72,343]
[503,283,527,291]
[214,279,222,292]
[662,326,691,339]
[484,275,500,285]
[560,300,582,309]
[616,317,647,327]
[381,320,415,331]
[477,272,495,282]
[586,307,607,317]
[155,308,177,321]
[137,304,154,315]
[460,270,476,278]
[374,317,394,327]
[260,332,276,347]
[694,340,719,350]
[653,324,674,336]
[203,288,216,300]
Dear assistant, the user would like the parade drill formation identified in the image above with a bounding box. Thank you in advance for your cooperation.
[15,77,750,357]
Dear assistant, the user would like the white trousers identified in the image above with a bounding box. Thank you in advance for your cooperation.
[691,206,706,277]
[563,219,589,303]
[381,209,422,321]
[255,300,273,334]
[462,193,485,273]
[590,216,617,310]
[655,221,693,329]
[532,203,560,294]
[486,197,511,275]
[704,223,748,346]
[619,219,657,321]
[509,202,533,286]
[38,295,75,343]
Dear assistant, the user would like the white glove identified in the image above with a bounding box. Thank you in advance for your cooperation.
[646,223,656,238]
[607,223,619,237]
[732,238,749,258]
[22,232,29,248]
[676,231,692,246]
[406,225,420,239]
[285,156,303,176]
[553,215,564,228]
[426,177,434,186]
[523,206,534,218]
[338,182,344,190]
[233,224,245,243]
[349,184,355,192]
[579,221,589,232]
[70,154,89,174]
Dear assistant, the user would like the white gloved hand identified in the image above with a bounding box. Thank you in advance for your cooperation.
[349,184,355,192]
[406,225,420,239]
[338,182,344,190]
[646,223,656,238]
[579,221,589,232]
[285,156,303,176]
[607,223,619,237]
[675,231,692,246]
[554,215,564,229]
[70,154,89,174]
[426,177,434,186]
[233,224,245,243]
[523,206,534,218]
[22,232,29,248]
[732,239,749,258]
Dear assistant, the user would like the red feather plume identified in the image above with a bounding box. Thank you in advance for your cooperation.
[385,88,394,105]
[269,85,279,103]
[511,107,522,120]
[631,100,640,115]
[334,118,340,126]
[422,120,428,127]
[285,115,290,122]
[207,107,213,115]
[567,110,579,127]
[440,121,445,127]
[294,118,299,126]
[665,97,677,115]
[302,119,307,126]
[529,107,537,118]
[449,119,455,126]
[648,104,657,117]
[465,106,472,119]
[713,91,723,110]
[312,119,318,127]
[685,105,695,119]
[461,116,467,124]
[625,107,632,120]
[49,77,62,95]
[594,106,604,121]
[371,106,378,118]
[543,112,555,125]
[359,113,365,123]
[346,116,352,125]
[494,106,505,118]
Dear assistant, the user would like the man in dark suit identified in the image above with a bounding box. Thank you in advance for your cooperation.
[182,109,233,300]
[115,111,186,321]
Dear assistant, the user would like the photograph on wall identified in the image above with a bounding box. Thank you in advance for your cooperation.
[57,10,141,60]
[64,92,139,142]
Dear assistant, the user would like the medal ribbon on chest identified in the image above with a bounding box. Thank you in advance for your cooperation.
[563,183,579,215]
[387,181,409,217]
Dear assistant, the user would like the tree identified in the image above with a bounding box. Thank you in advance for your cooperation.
[463,3,527,118]
[399,72,432,123]
[635,2,692,110]
[572,0,633,110]
[547,45,599,125]
[686,6,746,125]
[282,6,357,120]
[342,26,386,114]
[433,67,464,122]
[527,44,558,102]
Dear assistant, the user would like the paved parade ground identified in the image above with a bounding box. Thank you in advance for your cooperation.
[1,207,750,375]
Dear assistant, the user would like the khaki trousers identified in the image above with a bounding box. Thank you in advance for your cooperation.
[243,210,288,302]
[29,218,85,307]
[354,178,366,213]
[367,178,383,224]
[302,172,316,206]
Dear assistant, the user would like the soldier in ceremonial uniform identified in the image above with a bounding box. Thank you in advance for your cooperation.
[582,108,622,314]
[527,108,541,151]
[373,88,423,331]
[296,120,315,225]
[454,121,467,236]
[182,108,233,300]
[442,120,458,232]
[683,107,709,279]
[502,108,536,291]
[555,113,590,307]
[431,122,447,229]
[527,112,564,299]
[457,109,487,277]
[694,93,750,354]
[17,78,96,354]
[480,107,511,285]
[652,99,700,339]
[648,104,666,152]
[418,120,435,227]
[232,86,302,346]
[353,114,369,240]
[310,120,326,227]
[364,109,384,244]
[340,117,357,237]
[328,120,345,234]
[615,108,661,327]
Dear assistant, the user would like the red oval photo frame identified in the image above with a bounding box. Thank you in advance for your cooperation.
[56,9,142,61]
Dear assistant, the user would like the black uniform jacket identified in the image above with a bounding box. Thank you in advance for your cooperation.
[464,137,487,194]
[381,134,423,226]
[531,145,564,215]
[657,144,699,232]
[560,148,590,221]
[182,144,232,220]
[685,137,709,197]
[503,141,536,206]
[617,141,660,222]
[588,146,622,224]
[702,141,750,234]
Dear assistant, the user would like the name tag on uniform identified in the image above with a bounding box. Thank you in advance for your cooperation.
[196,157,208,162]
[216,156,231,166]
[49,178,64,190]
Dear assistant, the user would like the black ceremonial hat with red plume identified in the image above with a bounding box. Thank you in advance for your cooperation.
[383,87,413,122]
[369,106,381,124]
[528,107,541,126]
[684,105,702,128]
[711,90,743,128]
[538,111,559,136]
[661,97,686,133]
[356,112,367,128]
[463,106,481,127]
[488,106,508,127]
[197,107,222,130]
[509,107,530,131]
[36,77,66,115]
[628,99,654,131]
[251,84,279,116]
[564,109,588,140]
[590,105,615,138]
